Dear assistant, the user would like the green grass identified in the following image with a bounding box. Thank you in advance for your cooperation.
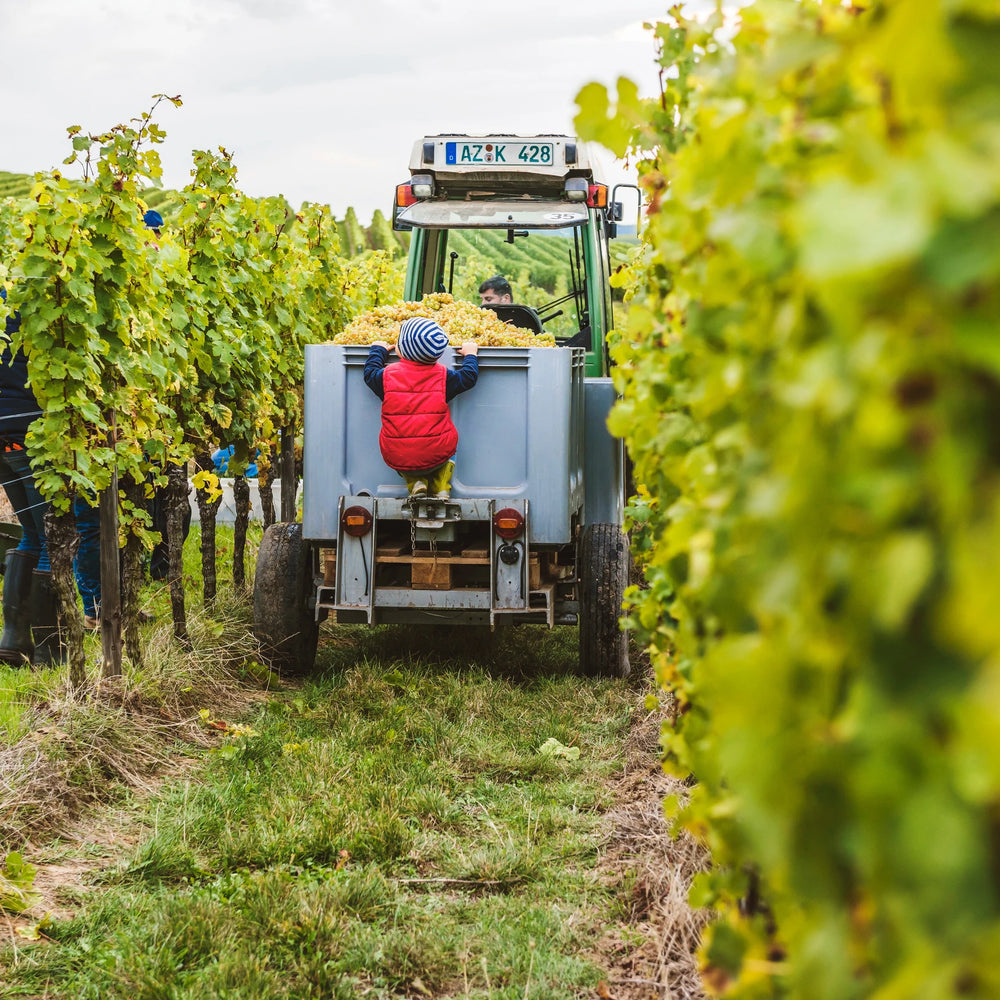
[1,522,647,998]
[2,628,639,999]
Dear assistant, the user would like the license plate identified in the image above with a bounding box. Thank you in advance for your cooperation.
[445,141,554,166]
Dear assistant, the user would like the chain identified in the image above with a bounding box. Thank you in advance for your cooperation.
[407,499,443,563]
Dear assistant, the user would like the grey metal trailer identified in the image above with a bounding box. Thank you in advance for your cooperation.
[253,344,629,677]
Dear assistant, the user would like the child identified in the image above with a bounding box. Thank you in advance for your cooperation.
[364,317,479,498]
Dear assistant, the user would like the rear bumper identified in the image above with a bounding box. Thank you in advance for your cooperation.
[316,495,578,627]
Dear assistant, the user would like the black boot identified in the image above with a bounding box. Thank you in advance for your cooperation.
[29,569,64,667]
[0,550,38,665]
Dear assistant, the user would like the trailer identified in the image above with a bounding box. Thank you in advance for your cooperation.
[253,134,635,677]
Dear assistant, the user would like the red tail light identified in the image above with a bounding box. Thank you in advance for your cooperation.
[493,508,525,540]
[395,183,417,208]
[342,506,373,537]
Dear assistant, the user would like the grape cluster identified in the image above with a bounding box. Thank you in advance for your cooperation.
[332,293,556,348]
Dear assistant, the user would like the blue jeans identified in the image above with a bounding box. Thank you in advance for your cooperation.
[0,447,50,571]
[73,493,101,618]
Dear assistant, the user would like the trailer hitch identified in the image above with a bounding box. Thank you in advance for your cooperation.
[401,497,462,529]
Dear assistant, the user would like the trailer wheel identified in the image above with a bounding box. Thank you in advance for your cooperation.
[578,523,630,679]
[253,522,319,674]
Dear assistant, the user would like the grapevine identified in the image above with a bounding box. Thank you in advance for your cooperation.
[576,1,1000,997]
[0,103,389,670]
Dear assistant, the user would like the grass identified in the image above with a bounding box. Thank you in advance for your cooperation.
[0,522,699,999]
[0,520,267,745]
[0,522,270,846]
[2,626,642,999]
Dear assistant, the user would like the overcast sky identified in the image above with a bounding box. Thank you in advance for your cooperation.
[3,0,709,222]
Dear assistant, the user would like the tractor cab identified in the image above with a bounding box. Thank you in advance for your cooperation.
[393,135,620,378]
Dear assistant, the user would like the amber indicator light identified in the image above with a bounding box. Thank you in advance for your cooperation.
[493,508,525,540]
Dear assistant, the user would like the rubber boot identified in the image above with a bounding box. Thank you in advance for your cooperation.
[403,474,428,498]
[29,569,64,667]
[429,461,454,499]
[0,550,38,665]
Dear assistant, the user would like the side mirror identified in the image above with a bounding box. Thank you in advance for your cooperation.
[391,201,412,232]
[610,183,643,238]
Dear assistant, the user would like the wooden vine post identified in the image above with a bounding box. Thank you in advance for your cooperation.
[280,427,297,522]
[165,461,190,646]
[257,448,276,529]
[98,414,122,677]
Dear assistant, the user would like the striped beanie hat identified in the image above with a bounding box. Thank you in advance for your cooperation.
[397,317,449,364]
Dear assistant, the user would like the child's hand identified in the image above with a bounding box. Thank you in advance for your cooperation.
[372,340,393,353]
[460,341,479,357]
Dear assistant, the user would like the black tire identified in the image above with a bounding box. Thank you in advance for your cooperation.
[578,522,630,679]
[253,522,319,674]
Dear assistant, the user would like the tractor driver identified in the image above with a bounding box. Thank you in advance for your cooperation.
[478,275,513,306]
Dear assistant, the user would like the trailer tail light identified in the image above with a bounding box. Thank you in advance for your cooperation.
[587,183,608,208]
[493,508,525,540]
[395,183,417,208]
[342,506,373,537]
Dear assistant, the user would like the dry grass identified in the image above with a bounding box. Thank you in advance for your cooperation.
[594,695,711,1000]
[0,602,273,852]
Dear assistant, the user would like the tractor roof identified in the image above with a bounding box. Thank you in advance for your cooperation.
[408,135,596,197]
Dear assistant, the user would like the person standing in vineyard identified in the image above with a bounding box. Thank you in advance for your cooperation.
[0,290,61,665]
[478,275,513,305]
[364,317,478,499]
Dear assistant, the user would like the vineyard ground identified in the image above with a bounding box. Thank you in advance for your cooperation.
[0,526,706,999]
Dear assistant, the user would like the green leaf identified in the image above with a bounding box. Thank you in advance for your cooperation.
[537,738,581,760]
[573,78,643,157]
[2,852,40,914]
[797,170,933,279]
[873,532,935,630]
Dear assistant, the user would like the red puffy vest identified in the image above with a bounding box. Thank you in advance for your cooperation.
[379,359,458,473]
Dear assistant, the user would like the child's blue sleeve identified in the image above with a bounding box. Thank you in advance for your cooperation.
[364,345,389,399]
[445,355,479,401]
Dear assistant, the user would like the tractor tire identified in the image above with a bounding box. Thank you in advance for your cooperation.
[253,522,319,675]
[578,522,631,679]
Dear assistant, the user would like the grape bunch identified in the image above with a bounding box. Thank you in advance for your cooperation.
[332,293,556,348]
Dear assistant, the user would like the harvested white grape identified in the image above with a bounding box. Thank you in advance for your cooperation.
[332,294,556,348]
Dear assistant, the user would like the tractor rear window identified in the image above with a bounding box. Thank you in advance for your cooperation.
[434,226,590,344]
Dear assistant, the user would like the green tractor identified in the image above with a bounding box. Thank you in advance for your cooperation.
[254,135,637,677]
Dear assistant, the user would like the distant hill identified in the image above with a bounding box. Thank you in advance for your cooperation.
[0,171,32,199]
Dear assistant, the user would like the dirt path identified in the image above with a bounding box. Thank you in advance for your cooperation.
[2,761,196,948]
[593,706,708,999]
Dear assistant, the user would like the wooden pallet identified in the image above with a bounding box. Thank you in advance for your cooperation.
[411,558,452,590]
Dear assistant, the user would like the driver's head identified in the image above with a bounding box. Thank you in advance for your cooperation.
[479,275,512,305]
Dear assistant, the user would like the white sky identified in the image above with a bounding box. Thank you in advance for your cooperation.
[2,0,715,222]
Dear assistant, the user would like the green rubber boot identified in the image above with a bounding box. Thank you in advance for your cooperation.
[0,550,38,665]
[29,569,65,667]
